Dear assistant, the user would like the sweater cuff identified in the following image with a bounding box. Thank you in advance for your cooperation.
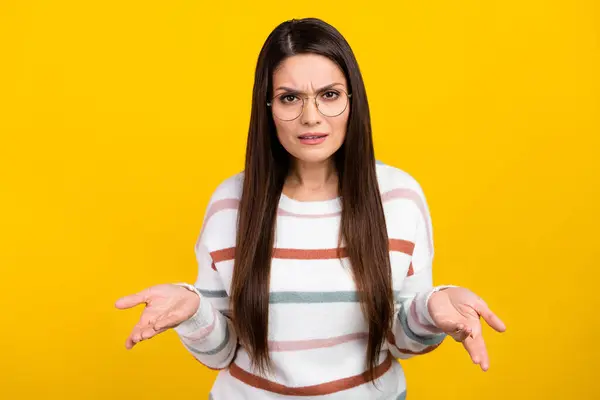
[172,283,213,337]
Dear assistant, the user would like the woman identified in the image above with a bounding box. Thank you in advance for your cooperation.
[115,18,506,399]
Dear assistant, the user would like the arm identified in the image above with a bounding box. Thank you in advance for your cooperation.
[385,182,506,370]
[174,240,237,370]
[388,188,450,359]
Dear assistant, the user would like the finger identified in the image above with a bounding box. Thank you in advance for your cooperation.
[124,314,156,349]
[475,301,507,333]
[130,327,144,347]
[128,326,164,348]
[125,326,144,349]
[140,326,160,341]
[125,335,135,349]
[449,323,472,342]
[462,330,490,371]
[115,292,147,310]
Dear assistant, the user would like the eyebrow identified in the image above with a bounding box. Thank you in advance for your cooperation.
[273,82,346,94]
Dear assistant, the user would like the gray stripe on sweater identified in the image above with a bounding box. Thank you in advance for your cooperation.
[196,289,406,304]
[397,304,445,346]
[198,289,228,298]
[193,322,230,356]
[269,290,405,304]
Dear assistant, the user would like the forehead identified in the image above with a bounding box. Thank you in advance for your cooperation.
[272,54,347,90]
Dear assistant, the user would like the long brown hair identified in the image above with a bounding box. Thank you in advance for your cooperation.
[231,18,393,380]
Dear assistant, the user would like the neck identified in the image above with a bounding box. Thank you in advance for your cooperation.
[284,158,339,200]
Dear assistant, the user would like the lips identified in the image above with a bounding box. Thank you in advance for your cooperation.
[298,133,328,139]
[297,133,328,145]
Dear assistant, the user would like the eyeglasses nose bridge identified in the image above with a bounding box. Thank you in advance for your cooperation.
[297,94,321,117]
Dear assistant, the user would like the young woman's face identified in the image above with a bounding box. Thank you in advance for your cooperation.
[270,54,350,164]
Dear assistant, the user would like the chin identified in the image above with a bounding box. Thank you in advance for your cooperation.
[292,148,338,164]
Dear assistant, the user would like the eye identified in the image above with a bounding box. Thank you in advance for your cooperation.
[279,94,300,104]
[320,90,340,101]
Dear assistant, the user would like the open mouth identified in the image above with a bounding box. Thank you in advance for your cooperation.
[298,133,328,145]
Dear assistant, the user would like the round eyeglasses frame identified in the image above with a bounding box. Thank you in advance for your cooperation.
[266,88,352,121]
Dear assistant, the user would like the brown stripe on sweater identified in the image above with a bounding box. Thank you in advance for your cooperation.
[388,239,415,256]
[273,247,347,259]
[210,247,236,263]
[395,343,441,355]
[209,239,414,265]
[229,352,394,396]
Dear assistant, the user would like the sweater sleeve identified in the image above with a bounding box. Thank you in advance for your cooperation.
[389,185,449,359]
[173,231,237,370]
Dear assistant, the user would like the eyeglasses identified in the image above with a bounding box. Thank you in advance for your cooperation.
[267,88,352,121]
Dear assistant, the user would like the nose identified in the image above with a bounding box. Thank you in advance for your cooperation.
[299,97,321,126]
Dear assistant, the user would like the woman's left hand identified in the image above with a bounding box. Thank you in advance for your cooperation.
[428,287,506,371]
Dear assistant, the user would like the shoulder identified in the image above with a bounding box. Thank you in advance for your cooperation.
[375,160,426,197]
[207,171,245,203]
[375,160,433,231]
[196,171,244,250]
[200,172,244,241]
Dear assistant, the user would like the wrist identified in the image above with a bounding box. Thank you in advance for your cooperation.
[404,289,445,338]
[178,283,201,310]
[172,283,207,336]
[424,285,457,328]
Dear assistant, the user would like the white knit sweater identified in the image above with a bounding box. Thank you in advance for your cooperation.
[175,163,448,399]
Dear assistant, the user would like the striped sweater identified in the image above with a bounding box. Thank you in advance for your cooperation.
[174,163,448,399]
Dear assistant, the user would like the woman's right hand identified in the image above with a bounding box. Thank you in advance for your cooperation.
[115,283,200,349]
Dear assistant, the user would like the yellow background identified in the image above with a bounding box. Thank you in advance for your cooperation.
[1,1,599,399]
